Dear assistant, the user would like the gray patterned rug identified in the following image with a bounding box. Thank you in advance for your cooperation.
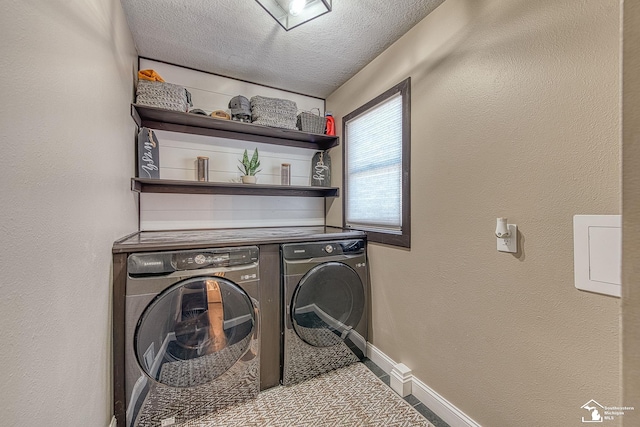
[134,339,259,427]
[282,328,359,386]
[183,362,434,427]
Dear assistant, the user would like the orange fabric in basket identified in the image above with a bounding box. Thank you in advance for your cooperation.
[138,69,165,82]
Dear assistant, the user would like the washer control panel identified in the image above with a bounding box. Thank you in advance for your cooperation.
[175,252,233,270]
[128,246,258,276]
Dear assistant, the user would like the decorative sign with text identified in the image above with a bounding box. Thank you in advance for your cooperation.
[137,127,160,179]
[311,151,331,187]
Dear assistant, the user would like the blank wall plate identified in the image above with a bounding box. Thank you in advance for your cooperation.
[573,215,621,297]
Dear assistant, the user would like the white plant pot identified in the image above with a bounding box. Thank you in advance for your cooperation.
[241,175,257,184]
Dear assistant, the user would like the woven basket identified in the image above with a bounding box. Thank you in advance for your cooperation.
[136,79,190,112]
[297,108,327,134]
[250,96,298,129]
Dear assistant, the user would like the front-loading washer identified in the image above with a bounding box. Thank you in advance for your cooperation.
[281,239,368,386]
[125,246,260,427]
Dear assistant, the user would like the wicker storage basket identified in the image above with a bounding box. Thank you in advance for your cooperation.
[297,109,327,134]
[250,96,298,130]
[136,79,191,112]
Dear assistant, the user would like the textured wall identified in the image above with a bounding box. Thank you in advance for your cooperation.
[623,1,640,425]
[0,1,138,426]
[327,0,621,425]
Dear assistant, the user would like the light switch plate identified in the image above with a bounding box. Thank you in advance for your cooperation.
[497,224,517,253]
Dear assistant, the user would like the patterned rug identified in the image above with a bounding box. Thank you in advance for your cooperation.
[159,333,253,387]
[282,328,360,386]
[133,338,259,427]
[183,362,434,427]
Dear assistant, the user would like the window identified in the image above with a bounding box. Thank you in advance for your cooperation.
[342,78,411,248]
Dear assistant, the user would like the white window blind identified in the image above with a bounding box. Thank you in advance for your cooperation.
[345,93,403,232]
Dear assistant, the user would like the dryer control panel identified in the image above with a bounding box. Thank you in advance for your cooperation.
[282,239,365,260]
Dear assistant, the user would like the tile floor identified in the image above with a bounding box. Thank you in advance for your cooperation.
[362,359,451,427]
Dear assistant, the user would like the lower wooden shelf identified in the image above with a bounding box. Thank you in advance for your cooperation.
[131,178,339,197]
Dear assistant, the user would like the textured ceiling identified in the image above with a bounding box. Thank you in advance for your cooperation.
[120,0,445,98]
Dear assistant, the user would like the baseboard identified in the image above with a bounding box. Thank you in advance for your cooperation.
[109,415,117,427]
[410,375,482,427]
[366,343,481,427]
[366,342,396,373]
[390,363,412,397]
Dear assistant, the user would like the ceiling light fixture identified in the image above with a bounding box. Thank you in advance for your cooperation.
[289,0,306,16]
[255,0,332,31]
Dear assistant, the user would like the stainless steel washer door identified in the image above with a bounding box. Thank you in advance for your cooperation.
[291,261,365,347]
[134,276,255,388]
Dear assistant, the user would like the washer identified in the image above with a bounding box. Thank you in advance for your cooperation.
[281,239,368,386]
[125,246,260,427]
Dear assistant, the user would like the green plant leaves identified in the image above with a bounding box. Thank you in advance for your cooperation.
[238,148,261,176]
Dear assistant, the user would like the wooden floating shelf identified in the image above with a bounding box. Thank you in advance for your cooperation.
[131,178,340,197]
[131,104,339,151]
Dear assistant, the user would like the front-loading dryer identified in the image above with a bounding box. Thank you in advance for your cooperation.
[281,239,368,386]
[125,246,260,427]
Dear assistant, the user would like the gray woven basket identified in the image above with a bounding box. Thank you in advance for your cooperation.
[136,79,190,112]
[297,109,327,134]
[250,96,298,129]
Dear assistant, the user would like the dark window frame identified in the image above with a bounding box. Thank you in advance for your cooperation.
[342,77,411,248]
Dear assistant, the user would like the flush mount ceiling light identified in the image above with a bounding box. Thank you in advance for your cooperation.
[255,0,332,31]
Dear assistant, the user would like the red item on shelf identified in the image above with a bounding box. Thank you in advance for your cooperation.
[325,114,336,136]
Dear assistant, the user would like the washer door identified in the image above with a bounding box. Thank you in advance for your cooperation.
[134,276,255,388]
[291,262,364,347]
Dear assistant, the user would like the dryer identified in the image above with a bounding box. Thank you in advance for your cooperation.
[125,246,260,427]
[281,239,368,386]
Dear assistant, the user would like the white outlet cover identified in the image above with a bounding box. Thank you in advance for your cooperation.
[497,224,517,253]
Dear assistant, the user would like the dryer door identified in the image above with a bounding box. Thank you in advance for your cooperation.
[134,276,255,388]
[291,261,365,348]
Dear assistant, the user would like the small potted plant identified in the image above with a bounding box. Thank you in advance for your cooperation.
[238,148,261,184]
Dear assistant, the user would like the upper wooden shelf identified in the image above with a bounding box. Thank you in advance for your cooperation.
[131,104,339,150]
